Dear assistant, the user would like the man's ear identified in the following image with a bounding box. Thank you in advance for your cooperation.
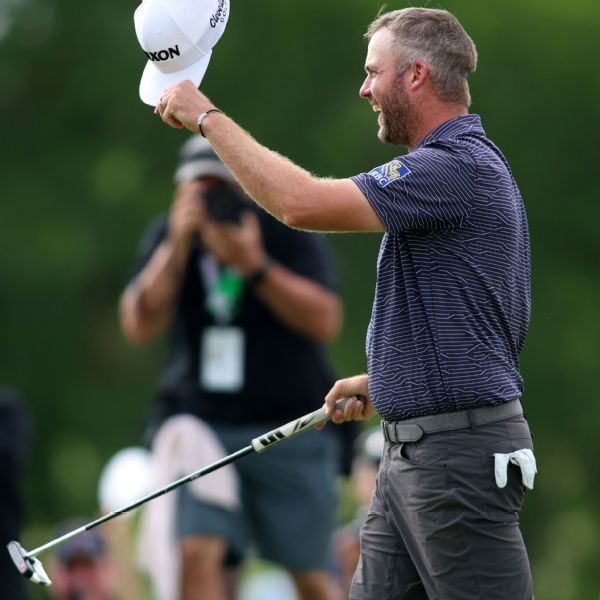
[409,61,429,90]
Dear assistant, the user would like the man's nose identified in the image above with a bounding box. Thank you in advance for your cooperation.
[359,77,370,99]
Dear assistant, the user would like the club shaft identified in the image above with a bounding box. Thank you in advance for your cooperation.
[24,396,356,560]
[27,445,254,558]
[25,525,88,560]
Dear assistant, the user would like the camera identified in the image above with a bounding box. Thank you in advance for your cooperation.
[203,184,249,224]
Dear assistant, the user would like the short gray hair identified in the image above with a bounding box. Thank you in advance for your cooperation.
[366,8,478,106]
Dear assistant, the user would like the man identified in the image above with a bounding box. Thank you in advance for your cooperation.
[155,7,536,599]
[119,137,344,600]
[50,521,119,600]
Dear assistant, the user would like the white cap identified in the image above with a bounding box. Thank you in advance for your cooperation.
[98,447,154,514]
[134,0,230,106]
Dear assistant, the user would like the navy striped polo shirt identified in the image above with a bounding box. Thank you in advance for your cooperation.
[352,114,531,421]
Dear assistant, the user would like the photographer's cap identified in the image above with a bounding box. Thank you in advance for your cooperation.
[134,0,229,106]
[175,135,236,184]
[55,520,106,566]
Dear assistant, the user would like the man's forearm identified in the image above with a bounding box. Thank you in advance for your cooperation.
[201,112,320,227]
[119,239,189,343]
[251,262,342,342]
[159,81,385,233]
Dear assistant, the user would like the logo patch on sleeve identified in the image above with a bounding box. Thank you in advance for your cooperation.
[368,159,411,187]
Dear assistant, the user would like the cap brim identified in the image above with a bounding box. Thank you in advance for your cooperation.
[139,50,212,107]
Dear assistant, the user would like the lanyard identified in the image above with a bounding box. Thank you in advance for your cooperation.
[199,255,244,324]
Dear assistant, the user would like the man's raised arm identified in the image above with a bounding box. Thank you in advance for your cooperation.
[156,81,384,234]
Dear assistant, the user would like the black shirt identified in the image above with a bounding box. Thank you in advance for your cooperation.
[130,207,339,426]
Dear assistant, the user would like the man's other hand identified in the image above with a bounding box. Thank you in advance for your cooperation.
[323,375,377,425]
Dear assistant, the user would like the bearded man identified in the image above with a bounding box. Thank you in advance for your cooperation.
[155,7,536,599]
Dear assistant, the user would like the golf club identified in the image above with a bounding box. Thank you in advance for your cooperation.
[8,396,358,586]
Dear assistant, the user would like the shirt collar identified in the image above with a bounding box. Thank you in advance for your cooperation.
[415,114,485,150]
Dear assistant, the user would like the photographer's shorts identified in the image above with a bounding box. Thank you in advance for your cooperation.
[350,415,534,600]
[176,421,339,572]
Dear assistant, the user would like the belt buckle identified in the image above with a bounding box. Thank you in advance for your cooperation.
[381,420,390,442]
[381,420,423,443]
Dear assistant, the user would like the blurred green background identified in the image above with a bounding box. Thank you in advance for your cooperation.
[1,0,598,598]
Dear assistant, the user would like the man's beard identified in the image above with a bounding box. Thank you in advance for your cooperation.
[377,81,418,147]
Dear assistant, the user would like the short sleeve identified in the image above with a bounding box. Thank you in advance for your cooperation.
[351,144,476,233]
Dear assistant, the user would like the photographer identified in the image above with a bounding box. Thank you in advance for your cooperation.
[119,136,344,600]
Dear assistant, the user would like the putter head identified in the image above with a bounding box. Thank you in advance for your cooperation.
[7,541,52,586]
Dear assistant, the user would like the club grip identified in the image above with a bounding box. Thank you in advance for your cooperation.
[251,397,355,453]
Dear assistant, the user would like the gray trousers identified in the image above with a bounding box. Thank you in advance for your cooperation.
[350,415,534,600]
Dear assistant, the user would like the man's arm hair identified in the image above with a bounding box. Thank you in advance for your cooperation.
[202,113,385,233]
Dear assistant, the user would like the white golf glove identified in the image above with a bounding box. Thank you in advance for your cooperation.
[494,449,537,490]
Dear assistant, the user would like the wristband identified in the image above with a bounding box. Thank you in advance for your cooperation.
[246,258,274,287]
[197,109,223,137]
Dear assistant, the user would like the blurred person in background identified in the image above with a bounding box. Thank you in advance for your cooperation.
[49,520,120,600]
[97,446,153,600]
[332,428,384,597]
[0,387,30,599]
[119,136,345,600]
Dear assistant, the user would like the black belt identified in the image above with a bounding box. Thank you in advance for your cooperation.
[381,399,523,443]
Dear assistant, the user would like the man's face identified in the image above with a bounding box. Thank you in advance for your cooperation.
[52,557,114,600]
[359,28,417,146]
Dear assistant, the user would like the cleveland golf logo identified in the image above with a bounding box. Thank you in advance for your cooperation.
[144,45,181,62]
[210,0,228,27]
[369,159,411,187]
